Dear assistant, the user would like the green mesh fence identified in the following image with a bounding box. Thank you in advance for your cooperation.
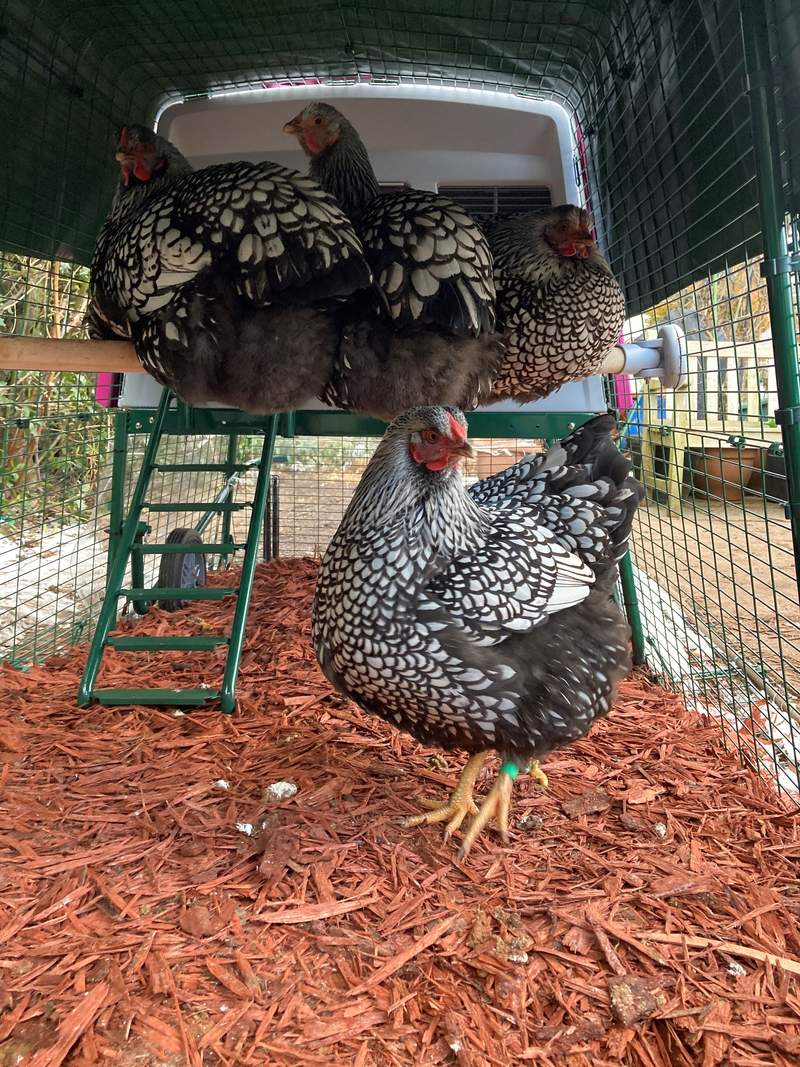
[0,0,799,796]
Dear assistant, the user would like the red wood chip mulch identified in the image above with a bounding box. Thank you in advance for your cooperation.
[1,558,799,1066]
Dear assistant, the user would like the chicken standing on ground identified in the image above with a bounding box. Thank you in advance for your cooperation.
[283,103,501,419]
[485,205,625,402]
[87,125,372,412]
[313,408,643,857]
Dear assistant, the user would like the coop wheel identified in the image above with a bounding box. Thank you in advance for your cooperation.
[158,528,207,611]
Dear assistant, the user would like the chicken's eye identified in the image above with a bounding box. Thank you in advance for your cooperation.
[314,117,323,125]
[421,429,440,444]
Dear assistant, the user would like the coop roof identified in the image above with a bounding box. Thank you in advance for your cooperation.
[1,0,798,315]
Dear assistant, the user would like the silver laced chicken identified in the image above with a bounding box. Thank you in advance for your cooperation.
[312,408,643,857]
[283,103,501,419]
[87,125,372,412]
[485,205,626,402]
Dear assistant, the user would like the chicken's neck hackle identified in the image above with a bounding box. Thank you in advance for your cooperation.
[309,123,382,218]
[342,427,486,560]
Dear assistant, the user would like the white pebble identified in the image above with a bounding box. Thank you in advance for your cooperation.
[172,710,185,717]
[266,780,298,801]
[653,822,668,839]
[214,779,231,790]
[449,1040,462,1053]
[508,951,529,964]
[727,961,746,978]
[236,822,255,835]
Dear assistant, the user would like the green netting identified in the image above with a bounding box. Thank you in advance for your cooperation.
[1,0,798,312]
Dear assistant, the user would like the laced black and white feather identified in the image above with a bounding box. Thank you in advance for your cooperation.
[313,408,643,757]
[484,208,625,401]
[88,127,372,385]
[303,103,495,337]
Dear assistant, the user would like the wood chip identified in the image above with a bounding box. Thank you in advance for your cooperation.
[1,559,798,1066]
[608,974,668,1026]
[561,790,613,817]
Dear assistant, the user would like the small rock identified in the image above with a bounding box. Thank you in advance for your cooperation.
[517,812,543,830]
[727,961,747,978]
[236,822,255,836]
[214,779,231,790]
[507,951,529,964]
[178,904,227,939]
[264,780,298,802]
[653,822,668,839]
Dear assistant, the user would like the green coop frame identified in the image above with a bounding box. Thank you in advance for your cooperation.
[80,397,606,711]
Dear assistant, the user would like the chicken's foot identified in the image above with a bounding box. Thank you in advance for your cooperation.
[458,762,519,859]
[528,760,548,789]
[403,751,490,838]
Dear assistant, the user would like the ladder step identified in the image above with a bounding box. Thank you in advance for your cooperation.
[153,463,251,473]
[132,543,247,554]
[93,688,221,706]
[143,502,250,513]
[118,587,238,601]
[107,635,229,651]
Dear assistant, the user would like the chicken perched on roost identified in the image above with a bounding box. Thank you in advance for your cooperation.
[485,205,626,402]
[87,124,372,412]
[283,102,501,419]
[312,408,643,856]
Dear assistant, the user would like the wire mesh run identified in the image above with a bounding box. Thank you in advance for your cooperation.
[0,0,799,803]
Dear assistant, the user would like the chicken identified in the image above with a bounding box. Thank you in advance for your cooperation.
[283,103,500,419]
[484,205,625,402]
[87,125,372,412]
[313,408,643,857]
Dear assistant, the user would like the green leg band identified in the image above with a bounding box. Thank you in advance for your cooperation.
[500,760,520,780]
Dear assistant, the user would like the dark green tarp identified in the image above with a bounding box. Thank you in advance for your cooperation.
[0,0,797,314]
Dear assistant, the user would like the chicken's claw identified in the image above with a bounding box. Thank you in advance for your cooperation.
[458,770,515,859]
[529,760,549,789]
[403,751,489,838]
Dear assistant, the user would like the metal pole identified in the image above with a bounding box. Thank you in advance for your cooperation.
[218,433,238,556]
[618,552,646,665]
[106,410,128,573]
[741,0,800,600]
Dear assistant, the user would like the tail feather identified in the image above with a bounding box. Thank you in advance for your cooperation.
[470,413,644,574]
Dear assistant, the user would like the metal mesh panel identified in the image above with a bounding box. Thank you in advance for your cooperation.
[3,0,797,302]
[0,253,110,663]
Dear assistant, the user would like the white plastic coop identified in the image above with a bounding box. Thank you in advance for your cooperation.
[118,84,606,413]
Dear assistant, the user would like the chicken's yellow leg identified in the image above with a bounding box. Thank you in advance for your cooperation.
[458,762,519,858]
[403,751,490,838]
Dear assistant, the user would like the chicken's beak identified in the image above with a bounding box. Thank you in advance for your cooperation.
[450,440,474,463]
[573,234,596,258]
[282,115,302,135]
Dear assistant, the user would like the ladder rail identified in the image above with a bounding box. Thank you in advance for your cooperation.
[220,418,278,713]
[78,388,173,706]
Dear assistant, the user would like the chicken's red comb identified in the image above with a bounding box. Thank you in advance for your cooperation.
[447,411,467,443]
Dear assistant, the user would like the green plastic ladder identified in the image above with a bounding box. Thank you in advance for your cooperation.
[78,389,278,713]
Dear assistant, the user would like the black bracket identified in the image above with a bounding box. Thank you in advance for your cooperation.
[775,405,800,427]
[760,256,800,278]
